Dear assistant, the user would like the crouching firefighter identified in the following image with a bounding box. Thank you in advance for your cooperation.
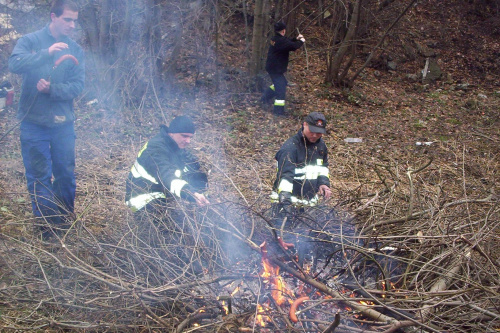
[125,116,210,219]
[271,112,332,227]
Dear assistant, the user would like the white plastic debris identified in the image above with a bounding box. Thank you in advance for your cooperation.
[416,141,433,146]
[344,138,362,143]
[86,98,98,106]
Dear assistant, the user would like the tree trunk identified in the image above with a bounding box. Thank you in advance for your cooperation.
[347,0,418,86]
[250,0,269,76]
[326,0,362,86]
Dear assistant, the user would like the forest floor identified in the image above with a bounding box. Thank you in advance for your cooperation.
[0,1,499,332]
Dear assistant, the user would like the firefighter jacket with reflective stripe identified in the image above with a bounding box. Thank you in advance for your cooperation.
[272,129,330,206]
[265,33,304,75]
[125,125,208,211]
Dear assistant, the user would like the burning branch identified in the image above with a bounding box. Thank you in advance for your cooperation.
[175,308,218,332]
[265,255,444,332]
[289,296,309,323]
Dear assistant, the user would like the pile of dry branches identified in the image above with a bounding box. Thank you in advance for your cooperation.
[0,113,498,333]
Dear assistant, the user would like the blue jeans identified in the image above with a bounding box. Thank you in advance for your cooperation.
[20,121,76,224]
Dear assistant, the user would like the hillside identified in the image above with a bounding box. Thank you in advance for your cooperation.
[0,0,499,332]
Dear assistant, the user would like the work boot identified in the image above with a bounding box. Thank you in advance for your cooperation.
[272,105,286,116]
[260,96,273,113]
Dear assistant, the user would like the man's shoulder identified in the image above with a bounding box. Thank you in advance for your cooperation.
[19,27,45,42]
[273,35,289,44]
[279,132,302,150]
[148,130,179,152]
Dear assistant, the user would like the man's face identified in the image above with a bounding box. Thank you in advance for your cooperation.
[303,122,323,143]
[169,133,194,149]
[51,8,78,38]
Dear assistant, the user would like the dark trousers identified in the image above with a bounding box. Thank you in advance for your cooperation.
[20,121,76,225]
[262,73,287,115]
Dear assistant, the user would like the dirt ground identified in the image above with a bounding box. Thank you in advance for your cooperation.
[0,0,498,331]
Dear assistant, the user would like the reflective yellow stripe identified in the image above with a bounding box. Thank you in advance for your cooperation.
[131,160,158,184]
[126,192,166,211]
[274,99,285,106]
[170,179,187,197]
[294,165,329,180]
[137,142,148,157]
[278,179,293,193]
[270,84,275,91]
[270,191,319,207]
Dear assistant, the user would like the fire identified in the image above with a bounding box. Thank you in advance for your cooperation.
[230,285,241,297]
[217,296,232,316]
[380,281,398,298]
[221,300,229,315]
[255,303,271,327]
[261,256,291,305]
[260,242,294,306]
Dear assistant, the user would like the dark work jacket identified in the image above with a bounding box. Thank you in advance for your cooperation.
[125,125,208,211]
[265,33,304,74]
[273,129,330,201]
[9,24,85,127]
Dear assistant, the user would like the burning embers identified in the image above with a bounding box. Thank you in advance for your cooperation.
[248,230,404,331]
[212,218,406,331]
[256,240,326,327]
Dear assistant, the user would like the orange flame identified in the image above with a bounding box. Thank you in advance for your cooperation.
[260,241,294,306]
[221,300,229,315]
[256,303,271,327]
[231,285,241,297]
[261,257,290,305]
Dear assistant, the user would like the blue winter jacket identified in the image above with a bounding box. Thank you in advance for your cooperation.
[8,24,85,127]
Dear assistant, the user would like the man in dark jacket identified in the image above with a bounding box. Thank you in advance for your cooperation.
[125,116,210,214]
[261,22,305,116]
[271,112,332,221]
[8,0,85,237]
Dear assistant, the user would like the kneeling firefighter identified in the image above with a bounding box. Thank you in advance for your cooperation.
[125,116,210,216]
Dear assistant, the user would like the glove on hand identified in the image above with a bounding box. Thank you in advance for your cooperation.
[278,191,293,216]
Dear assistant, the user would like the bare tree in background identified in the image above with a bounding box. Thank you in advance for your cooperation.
[78,0,137,106]
[325,0,363,87]
[250,0,270,77]
[325,0,418,87]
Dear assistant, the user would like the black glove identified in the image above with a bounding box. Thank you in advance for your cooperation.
[278,191,293,216]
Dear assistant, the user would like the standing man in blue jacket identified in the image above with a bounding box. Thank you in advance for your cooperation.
[261,22,305,116]
[9,0,85,238]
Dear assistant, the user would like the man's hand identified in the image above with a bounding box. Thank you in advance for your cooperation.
[193,192,210,207]
[37,79,50,93]
[297,34,305,42]
[318,185,332,200]
[48,42,69,55]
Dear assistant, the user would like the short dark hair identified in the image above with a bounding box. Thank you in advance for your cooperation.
[50,0,79,17]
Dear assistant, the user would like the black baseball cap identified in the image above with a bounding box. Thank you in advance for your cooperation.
[305,112,327,134]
